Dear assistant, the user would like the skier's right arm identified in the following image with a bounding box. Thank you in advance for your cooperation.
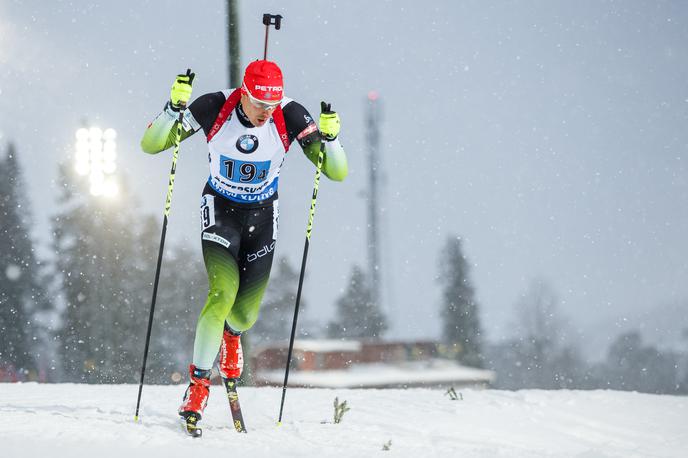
[140,105,198,154]
[141,71,198,154]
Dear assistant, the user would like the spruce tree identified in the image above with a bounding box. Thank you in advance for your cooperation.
[438,236,483,367]
[53,164,146,382]
[328,265,387,340]
[488,277,585,389]
[53,162,95,380]
[603,330,680,394]
[0,144,46,377]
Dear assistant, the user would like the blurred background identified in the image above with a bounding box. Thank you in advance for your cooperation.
[1,0,687,392]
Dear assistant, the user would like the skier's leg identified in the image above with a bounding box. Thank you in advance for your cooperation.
[226,201,278,333]
[219,201,277,378]
[218,265,272,379]
[225,254,274,332]
[217,238,273,379]
[191,192,243,370]
[180,193,242,419]
[191,242,240,370]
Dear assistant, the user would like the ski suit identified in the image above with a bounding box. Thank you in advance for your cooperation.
[141,90,347,370]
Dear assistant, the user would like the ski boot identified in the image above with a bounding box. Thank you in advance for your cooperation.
[218,325,244,379]
[218,325,247,432]
[179,364,212,437]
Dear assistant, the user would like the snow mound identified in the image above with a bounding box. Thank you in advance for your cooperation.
[1,383,686,457]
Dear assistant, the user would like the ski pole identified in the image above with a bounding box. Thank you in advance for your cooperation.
[277,106,328,425]
[134,72,190,421]
[262,13,283,60]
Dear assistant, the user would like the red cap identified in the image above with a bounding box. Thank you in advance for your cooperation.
[241,60,283,102]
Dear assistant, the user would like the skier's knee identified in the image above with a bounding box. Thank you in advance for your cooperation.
[227,308,259,333]
[203,288,236,321]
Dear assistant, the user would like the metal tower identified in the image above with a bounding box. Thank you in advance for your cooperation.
[227,0,241,88]
[366,91,382,310]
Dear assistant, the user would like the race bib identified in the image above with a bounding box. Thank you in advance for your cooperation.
[220,155,271,185]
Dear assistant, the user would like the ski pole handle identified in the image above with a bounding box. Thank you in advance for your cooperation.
[263,13,282,29]
[262,13,283,60]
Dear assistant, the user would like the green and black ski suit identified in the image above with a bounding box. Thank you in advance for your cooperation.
[141,90,347,370]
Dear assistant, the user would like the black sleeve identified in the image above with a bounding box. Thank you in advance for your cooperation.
[188,92,226,136]
[282,100,321,148]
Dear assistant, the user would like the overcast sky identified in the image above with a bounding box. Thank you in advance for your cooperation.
[2,0,687,357]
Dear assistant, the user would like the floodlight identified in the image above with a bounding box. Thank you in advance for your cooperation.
[103,128,117,140]
[75,125,119,197]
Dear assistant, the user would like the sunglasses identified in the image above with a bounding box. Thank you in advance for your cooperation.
[243,83,282,111]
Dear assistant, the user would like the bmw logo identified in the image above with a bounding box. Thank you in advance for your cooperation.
[236,134,259,154]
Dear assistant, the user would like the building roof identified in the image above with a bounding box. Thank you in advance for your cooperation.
[256,339,363,354]
[256,359,496,388]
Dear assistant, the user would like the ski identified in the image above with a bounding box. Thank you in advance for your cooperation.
[180,412,203,438]
[223,378,247,433]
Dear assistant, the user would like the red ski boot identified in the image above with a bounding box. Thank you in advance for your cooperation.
[219,327,244,379]
[179,365,211,437]
[218,326,248,433]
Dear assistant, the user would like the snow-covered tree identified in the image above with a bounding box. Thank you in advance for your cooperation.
[0,143,50,379]
[601,330,681,394]
[52,164,146,382]
[485,277,586,389]
[328,265,387,340]
[438,236,483,367]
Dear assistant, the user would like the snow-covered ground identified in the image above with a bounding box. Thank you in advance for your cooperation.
[2,383,686,457]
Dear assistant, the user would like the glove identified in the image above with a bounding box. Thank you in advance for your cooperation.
[319,101,340,140]
[170,69,195,110]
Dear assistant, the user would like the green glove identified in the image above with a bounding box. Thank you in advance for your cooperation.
[170,69,195,110]
[319,101,340,140]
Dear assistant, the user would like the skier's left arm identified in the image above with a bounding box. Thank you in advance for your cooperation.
[283,101,348,181]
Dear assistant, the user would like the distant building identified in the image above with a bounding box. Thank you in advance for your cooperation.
[252,339,495,389]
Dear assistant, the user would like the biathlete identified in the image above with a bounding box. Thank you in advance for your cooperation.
[140,60,348,425]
